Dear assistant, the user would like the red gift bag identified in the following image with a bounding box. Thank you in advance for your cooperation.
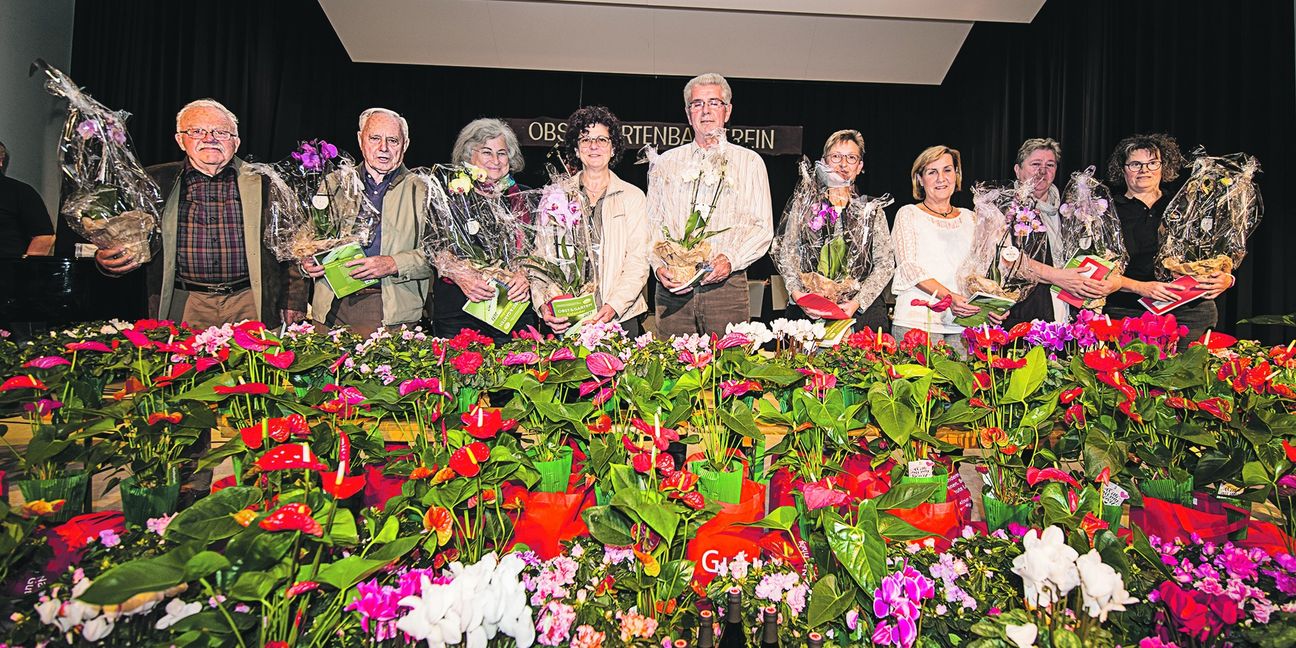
[884,502,966,550]
[1129,494,1248,545]
[687,479,768,586]
[507,489,592,560]
[1239,519,1296,557]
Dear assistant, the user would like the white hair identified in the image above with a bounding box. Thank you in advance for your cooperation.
[359,107,410,143]
[175,99,239,135]
[683,73,733,106]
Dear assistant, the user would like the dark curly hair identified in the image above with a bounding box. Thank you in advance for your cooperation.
[1105,133,1186,186]
[562,106,627,168]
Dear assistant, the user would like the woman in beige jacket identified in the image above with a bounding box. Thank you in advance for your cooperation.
[535,106,650,337]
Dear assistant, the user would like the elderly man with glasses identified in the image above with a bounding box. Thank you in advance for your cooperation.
[95,98,307,328]
[646,72,773,336]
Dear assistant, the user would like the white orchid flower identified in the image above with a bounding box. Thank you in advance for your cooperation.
[1076,550,1138,621]
[1005,622,1038,648]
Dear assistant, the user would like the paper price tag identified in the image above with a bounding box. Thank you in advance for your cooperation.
[907,460,934,479]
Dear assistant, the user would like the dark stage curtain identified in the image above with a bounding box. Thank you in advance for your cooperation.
[62,0,1295,341]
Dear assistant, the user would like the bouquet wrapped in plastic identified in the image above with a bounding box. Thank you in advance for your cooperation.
[960,180,1050,303]
[1155,149,1262,280]
[772,158,892,315]
[1053,166,1128,308]
[523,168,601,323]
[645,145,730,286]
[420,164,530,285]
[249,139,378,261]
[35,59,161,265]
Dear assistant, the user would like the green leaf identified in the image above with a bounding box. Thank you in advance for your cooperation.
[183,551,231,581]
[873,481,940,510]
[933,357,976,398]
[373,516,400,544]
[613,490,678,546]
[582,505,635,546]
[807,574,854,629]
[1003,346,1047,403]
[166,486,262,545]
[825,507,886,592]
[78,545,196,605]
[655,559,694,601]
[719,401,762,440]
[742,506,799,532]
[868,382,917,446]
[314,535,421,590]
[229,570,283,602]
[1052,627,1084,648]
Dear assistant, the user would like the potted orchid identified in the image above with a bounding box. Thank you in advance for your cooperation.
[525,172,601,330]
[649,146,730,289]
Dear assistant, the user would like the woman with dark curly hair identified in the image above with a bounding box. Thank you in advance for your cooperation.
[536,106,650,336]
[1105,133,1233,340]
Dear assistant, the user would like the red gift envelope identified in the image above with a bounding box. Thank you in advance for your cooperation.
[794,293,849,320]
[1138,275,1208,315]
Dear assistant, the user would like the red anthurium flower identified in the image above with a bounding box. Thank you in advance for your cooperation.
[194,353,224,373]
[586,351,626,378]
[630,418,680,451]
[1063,403,1086,427]
[256,443,327,472]
[1026,466,1080,488]
[968,327,1009,350]
[1006,322,1033,342]
[678,350,713,371]
[147,411,183,426]
[547,347,577,362]
[669,490,706,510]
[662,471,699,492]
[264,350,295,369]
[1079,512,1110,545]
[655,453,676,476]
[1088,316,1123,342]
[23,356,71,369]
[991,357,1027,370]
[320,470,365,499]
[1192,330,1237,350]
[1196,397,1233,422]
[968,397,992,409]
[337,430,351,468]
[720,380,762,399]
[122,328,153,348]
[329,352,349,374]
[1117,399,1144,424]
[896,328,925,351]
[423,506,454,545]
[1083,348,1144,373]
[154,362,195,388]
[1095,467,1111,484]
[23,398,62,416]
[259,503,322,536]
[1165,395,1197,410]
[972,372,992,391]
[233,327,279,352]
[578,378,607,398]
[214,382,270,396]
[587,414,612,434]
[797,367,838,396]
[592,386,614,406]
[285,581,320,598]
[323,384,366,404]
[1059,387,1083,405]
[449,442,490,477]
[1095,371,1138,402]
[716,332,752,350]
[979,427,1008,448]
[1284,440,1296,463]
[462,405,517,440]
[799,478,853,511]
[631,450,653,473]
[501,351,540,366]
[912,294,953,313]
[154,340,196,355]
[0,375,48,392]
[65,341,112,353]
[112,376,148,401]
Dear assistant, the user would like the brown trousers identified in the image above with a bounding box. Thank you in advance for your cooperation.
[168,288,257,328]
[654,270,750,337]
[318,291,418,339]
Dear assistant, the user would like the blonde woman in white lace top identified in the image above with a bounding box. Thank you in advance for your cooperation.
[891,145,999,353]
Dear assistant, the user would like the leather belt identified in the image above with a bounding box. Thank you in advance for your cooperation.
[177,278,251,294]
[349,285,382,296]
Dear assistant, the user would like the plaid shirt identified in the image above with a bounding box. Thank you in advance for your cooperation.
[175,163,249,284]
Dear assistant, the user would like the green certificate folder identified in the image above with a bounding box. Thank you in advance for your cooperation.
[953,292,1016,328]
[462,279,531,333]
[314,243,378,299]
[550,293,597,321]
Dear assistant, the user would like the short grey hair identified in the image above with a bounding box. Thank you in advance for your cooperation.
[176,99,239,135]
[451,118,525,173]
[1015,137,1061,167]
[822,129,865,159]
[358,107,410,143]
[683,73,733,106]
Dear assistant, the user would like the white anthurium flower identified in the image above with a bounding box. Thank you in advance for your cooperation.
[1011,525,1080,609]
[81,614,115,642]
[155,598,202,630]
[1005,622,1038,648]
[1076,549,1139,621]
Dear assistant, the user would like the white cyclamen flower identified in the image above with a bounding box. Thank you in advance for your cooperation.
[1076,549,1138,621]
[1005,623,1038,648]
[1011,525,1079,609]
[155,597,202,630]
[81,614,115,642]
[397,575,462,648]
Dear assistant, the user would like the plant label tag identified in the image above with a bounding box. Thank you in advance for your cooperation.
[1102,482,1129,507]
[907,460,934,479]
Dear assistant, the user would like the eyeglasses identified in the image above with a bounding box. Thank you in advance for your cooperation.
[825,153,861,165]
[179,127,236,141]
[687,98,729,111]
[578,135,612,149]
[1125,160,1162,172]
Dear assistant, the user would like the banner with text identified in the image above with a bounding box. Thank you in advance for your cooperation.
[504,117,803,156]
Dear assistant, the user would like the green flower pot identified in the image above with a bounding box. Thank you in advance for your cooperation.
[455,387,481,415]
[120,475,181,528]
[895,470,948,504]
[696,460,744,504]
[1139,477,1193,506]
[983,493,1032,531]
[17,472,90,524]
[531,446,574,493]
